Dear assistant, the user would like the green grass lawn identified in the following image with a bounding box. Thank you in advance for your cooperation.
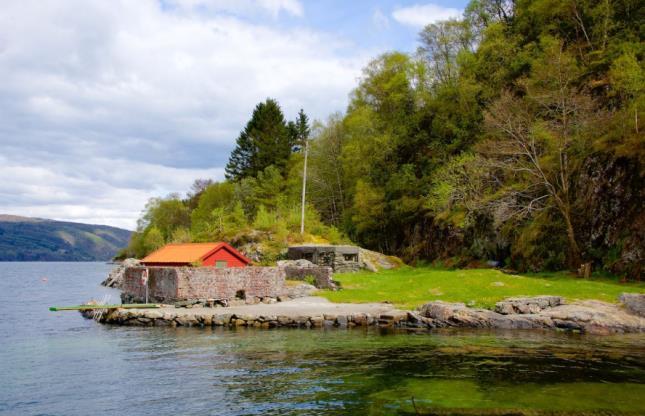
[319,267,645,310]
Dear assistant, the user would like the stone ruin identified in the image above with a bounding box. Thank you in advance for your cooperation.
[287,245,360,273]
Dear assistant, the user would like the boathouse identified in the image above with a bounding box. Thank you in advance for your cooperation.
[141,242,251,268]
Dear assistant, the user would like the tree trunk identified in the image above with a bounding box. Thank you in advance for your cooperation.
[561,206,582,269]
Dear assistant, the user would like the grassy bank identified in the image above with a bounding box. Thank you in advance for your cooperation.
[319,267,645,310]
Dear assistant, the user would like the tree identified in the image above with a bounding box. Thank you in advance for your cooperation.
[293,109,311,234]
[609,51,643,134]
[308,115,349,226]
[143,227,164,253]
[170,227,192,243]
[190,182,236,239]
[252,165,285,210]
[292,109,310,148]
[479,38,597,268]
[225,98,293,180]
[137,195,190,242]
[418,19,475,85]
[186,178,214,209]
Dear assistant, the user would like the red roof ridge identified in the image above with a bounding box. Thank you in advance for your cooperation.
[141,241,251,265]
[163,242,222,246]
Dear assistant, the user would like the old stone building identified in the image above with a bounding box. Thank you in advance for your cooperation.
[287,245,360,273]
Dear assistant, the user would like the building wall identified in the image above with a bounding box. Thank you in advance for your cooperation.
[202,247,247,267]
[283,265,335,289]
[123,266,284,303]
[287,246,361,273]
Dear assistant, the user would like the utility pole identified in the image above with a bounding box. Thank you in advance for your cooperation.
[300,137,308,235]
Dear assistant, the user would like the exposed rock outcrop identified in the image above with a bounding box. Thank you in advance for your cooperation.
[359,248,404,272]
[577,154,643,279]
[101,258,140,288]
[277,259,316,268]
[419,294,644,334]
[620,293,645,317]
[494,296,563,315]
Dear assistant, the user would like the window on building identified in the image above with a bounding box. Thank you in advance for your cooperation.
[216,260,227,268]
[343,254,357,262]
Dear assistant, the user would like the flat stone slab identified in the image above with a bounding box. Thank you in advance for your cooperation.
[168,296,401,318]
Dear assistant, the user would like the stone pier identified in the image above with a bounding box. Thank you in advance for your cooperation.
[81,295,645,334]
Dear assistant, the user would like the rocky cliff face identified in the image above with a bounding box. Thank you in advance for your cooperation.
[576,154,643,279]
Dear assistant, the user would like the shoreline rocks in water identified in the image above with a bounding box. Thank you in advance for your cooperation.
[81,294,645,334]
[420,297,644,333]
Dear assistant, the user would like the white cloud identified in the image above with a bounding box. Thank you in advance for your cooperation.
[372,8,390,30]
[0,154,224,230]
[0,0,367,229]
[392,3,462,28]
[167,0,304,18]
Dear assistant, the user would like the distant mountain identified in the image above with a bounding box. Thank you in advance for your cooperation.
[0,215,132,261]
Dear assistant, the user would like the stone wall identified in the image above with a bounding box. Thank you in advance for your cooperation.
[283,265,335,289]
[287,245,361,273]
[332,255,360,273]
[123,266,285,303]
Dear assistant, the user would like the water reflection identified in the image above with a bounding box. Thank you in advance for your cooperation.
[102,327,645,415]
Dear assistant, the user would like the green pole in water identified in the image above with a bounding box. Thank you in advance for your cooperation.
[49,304,160,311]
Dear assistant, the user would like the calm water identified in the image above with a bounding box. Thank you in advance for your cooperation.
[1,262,644,416]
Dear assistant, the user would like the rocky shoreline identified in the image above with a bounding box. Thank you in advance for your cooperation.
[82,294,645,334]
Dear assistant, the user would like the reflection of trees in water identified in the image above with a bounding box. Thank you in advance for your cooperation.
[190,330,645,414]
[116,327,645,414]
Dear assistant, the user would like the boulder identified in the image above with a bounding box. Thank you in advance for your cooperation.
[541,300,644,333]
[143,310,163,320]
[419,301,499,328]
[619,293,645,317]
[282,283,317,298]
[495,296,563,315]
[359,248,403,272]
[277,259,316,268]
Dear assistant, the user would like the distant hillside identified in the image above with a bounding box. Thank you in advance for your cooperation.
[0,215,132,261]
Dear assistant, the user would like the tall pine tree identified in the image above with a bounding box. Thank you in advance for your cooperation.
[225,99,293,180]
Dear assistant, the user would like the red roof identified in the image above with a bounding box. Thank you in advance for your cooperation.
[141,242,251,265]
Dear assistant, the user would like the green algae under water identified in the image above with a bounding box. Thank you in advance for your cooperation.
[195,328,645,415]
[1,262,644,415]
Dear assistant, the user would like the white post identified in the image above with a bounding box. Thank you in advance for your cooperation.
[142,268,149,304]
[300,138,308,235]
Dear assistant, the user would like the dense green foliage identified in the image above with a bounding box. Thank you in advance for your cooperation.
[0,215,131,261]
[321,266,645,309]
[126,0,643,277]
[225,99,297,180]
[306,0,643,277]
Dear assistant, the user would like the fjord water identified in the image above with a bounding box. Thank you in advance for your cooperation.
[1,263,644,416]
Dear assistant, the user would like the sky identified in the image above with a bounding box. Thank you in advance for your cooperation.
[0,0,468,230]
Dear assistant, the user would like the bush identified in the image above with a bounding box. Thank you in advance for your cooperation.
[509,212,568,272]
